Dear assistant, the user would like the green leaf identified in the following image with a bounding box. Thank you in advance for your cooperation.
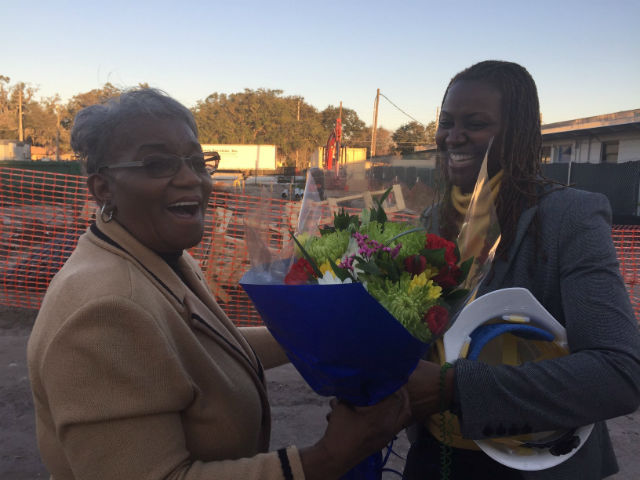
[421,248,446,267]
[376,186,393,209]
[358,260,382,276]
[333,208,352,230]
[289,230,323,277]
[444,288,470,304]
[454,242,461,262]
[386,226,425,246]
[374,205,387,224]
[444,288,471,314]
[360,208,372,226]
[329,258,355,282]
[368,186,392,224]
[319,226,336,236]
[458,257,474,283]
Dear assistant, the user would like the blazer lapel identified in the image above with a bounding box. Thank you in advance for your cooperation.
[485,205,538,290]
[92,218,264,385]
[179,263,265,384]
[89,218,188,312]
[182,282,271,447]
[89,217,271,447]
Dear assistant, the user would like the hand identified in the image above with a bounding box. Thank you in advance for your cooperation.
[407,360,455,423]
[300,388,410,480]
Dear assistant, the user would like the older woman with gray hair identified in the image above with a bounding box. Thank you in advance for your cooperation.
[27,88,410,480]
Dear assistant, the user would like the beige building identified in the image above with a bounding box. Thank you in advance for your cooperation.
[541,109,640,164]
[0,140,30,160]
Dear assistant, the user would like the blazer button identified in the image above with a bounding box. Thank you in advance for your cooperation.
[482,426,494,437]
[496,425,506,436]
[508,425,519,436]
[522,424,532,434]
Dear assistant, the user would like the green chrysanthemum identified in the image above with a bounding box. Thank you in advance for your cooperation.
[302,230,350,265]
[366,272,440,342]
[358,221,425,259]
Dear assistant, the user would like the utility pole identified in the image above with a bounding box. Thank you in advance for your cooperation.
[18,85,23,142]
[370,88,380,158]
[55,105,61,161]
[336,101,342,173]
[296,98,300,172]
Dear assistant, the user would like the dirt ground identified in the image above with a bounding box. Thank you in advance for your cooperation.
[1,305,638,479]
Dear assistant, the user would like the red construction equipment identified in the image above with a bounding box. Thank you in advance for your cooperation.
[323,116,342,172]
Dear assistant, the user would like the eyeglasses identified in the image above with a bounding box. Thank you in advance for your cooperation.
[99,153,220,178]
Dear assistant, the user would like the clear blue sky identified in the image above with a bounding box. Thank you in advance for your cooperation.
[3,0,639,131]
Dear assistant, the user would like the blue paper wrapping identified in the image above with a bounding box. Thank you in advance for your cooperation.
[240,268,429,406]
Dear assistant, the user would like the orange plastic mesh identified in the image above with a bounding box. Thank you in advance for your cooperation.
[1,166,639,325]
[611,225,640,319]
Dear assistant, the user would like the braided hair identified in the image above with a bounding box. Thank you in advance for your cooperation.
[436,60,555,259]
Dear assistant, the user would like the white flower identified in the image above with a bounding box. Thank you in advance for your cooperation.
[341,237,365,280]
[317,270,353,285]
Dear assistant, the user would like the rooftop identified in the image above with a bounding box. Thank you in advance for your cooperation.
[542,109,640,139]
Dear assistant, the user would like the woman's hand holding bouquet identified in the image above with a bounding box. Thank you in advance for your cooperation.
[300,388,411,480]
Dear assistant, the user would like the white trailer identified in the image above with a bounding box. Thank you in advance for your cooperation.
[201,144,278,174]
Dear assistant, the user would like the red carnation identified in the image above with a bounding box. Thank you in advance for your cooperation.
[424,305,449,336]
[425,234,458,266]
[433,264,462,289]
[404,255,427,276]
[285,258,316,285]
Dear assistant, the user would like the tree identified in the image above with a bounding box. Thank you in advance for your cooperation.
[424,120,436,146]
[319,106,367,146]
[349,126,394,157]
[0,75,15,138]
[0,75,10,112]
[23,98,57,148]
[57,83,123,153]
[373,127,394,156]
[392,121,427,155]
[62,83,122,130]
[0,81,39,143]
[192,89,326,168]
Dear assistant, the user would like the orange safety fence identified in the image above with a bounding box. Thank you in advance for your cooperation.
[612,225,640,319]
[1,167,639,326]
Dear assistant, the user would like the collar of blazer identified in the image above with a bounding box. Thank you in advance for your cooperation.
[87,215,266,388]
[484,204,539,290]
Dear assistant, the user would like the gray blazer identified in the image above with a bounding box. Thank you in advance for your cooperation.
[425,187,640,479]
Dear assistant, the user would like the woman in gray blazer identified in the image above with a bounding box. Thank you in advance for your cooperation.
[404,60,640,479]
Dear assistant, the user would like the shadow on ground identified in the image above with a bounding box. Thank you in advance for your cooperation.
[1,306,638,479]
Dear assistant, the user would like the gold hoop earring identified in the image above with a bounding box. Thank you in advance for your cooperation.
[100,203,115,223]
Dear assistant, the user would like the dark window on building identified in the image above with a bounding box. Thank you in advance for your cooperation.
[557,145,572,163]
[601,141,619,163]
[541,146,552,163]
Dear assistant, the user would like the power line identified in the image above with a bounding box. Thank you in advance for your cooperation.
[379,92,428,126]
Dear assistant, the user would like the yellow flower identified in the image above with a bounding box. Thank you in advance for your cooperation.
[424,264,440,279]
[319,259,341,276]
[409,273,443,299]
[426,282,443,300]
[409,272,428,292]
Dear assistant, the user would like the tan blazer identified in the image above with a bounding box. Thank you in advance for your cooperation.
[27,216,304,480]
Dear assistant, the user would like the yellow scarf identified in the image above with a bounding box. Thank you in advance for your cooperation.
[451,170,503,217]
[426,170,504,450]
[452,170,503,292]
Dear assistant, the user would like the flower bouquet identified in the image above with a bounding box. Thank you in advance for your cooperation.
[240,158,499,478]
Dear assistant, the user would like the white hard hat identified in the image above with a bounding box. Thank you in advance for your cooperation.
[443,287,594,471]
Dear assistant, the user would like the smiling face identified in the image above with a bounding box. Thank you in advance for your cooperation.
[93,115,213,253]
[436,80,503,193]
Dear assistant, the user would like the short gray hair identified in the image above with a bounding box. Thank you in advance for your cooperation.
[70,88,198,174]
